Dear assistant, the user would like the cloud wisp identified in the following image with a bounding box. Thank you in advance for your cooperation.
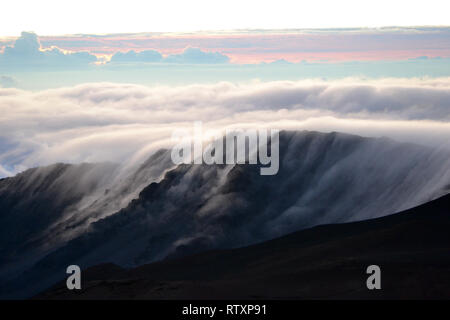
[0,75,17,88]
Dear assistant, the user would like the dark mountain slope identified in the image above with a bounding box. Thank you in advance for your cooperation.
[0,150,173,295]
[2,131,450,298]
[0,162,119,268]
[37,192,450,299]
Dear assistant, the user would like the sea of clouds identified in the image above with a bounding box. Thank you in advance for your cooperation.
[1,77,450,177]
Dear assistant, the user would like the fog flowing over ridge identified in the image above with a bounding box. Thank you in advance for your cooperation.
[1,131,449,298]
[1,78,450,178]
[0,149,174,282]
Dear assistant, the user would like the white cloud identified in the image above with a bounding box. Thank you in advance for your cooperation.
[0,78,450,177]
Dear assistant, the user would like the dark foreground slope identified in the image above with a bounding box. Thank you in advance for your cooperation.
[37,192,450,300]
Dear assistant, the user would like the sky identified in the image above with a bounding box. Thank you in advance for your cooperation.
[0,0,449,36]
[0,1,449,177]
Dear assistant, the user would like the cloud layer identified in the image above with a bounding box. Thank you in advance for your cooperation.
[8,27,450,63]
[0,78,450,177]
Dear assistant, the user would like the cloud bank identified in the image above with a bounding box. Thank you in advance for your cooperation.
[110,49,163,63]
[0,32,231,71]
[0,32,97,70]
[162,47,229,64]
[0,78,449,177]
[13,27,450,63]
[110,47,229,64]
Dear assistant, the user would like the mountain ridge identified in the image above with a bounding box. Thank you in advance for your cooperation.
[1,130,450,298]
